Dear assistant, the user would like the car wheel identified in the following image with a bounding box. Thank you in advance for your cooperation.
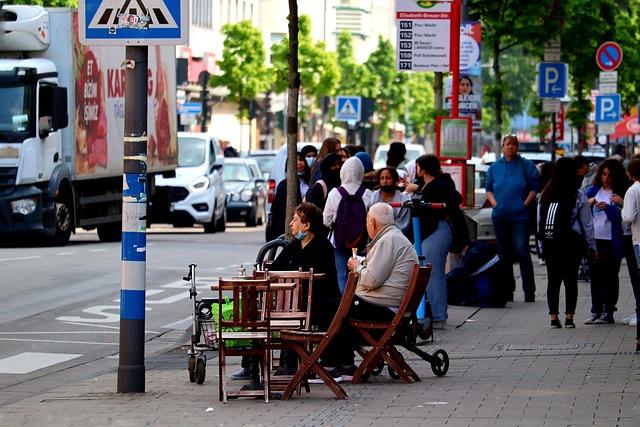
[216,205,226,232]
[203,204,217,234]
[245,207,257,227]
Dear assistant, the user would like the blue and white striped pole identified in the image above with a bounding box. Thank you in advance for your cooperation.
[118,46,148,393]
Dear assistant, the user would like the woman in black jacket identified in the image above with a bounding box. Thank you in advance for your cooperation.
[304,153,342,211]
[416,154,463,329]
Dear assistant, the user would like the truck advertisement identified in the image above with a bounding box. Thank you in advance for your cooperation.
[72,13,176,179]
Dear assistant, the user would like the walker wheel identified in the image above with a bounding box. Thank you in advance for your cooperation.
[188,355,196,383]
[372,360,384,376]
[194,358,206,384]
[388,366,400,379]
[431,349,449,377]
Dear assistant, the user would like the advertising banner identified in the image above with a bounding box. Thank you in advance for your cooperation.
[459,21,481,76]
[72,14,177,179]
[445,75,482,131]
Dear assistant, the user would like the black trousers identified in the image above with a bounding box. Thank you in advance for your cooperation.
[590,239,622,316]
[622,235,640,340]
[544,235,584,315]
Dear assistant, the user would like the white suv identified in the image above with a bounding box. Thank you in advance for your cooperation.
[155,132,227,232]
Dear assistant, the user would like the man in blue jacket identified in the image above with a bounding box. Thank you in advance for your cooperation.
[486,135,540,302]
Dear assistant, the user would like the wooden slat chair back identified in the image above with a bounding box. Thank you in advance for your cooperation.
[279,271,358,400]
[350,264,432,384]
[265,269,314,330]
[217,277,271,403]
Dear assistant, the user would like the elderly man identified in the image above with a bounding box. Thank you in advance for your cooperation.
[347,202,419,316]
[326,203,418,382]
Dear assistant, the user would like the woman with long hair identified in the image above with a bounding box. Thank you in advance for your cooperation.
[415,154,463,328]
[584,159,630,324]
[538,158,596,328]
[310,137,341,184]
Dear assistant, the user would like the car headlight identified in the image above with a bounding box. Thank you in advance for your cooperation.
[240,189,253,202]
[189,176,210,193]
[231,193,241,201]
[11,198,37,215]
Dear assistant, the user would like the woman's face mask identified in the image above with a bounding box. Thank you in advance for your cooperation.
[305,157,316,167]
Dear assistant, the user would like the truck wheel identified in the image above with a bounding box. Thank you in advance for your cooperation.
[97,222,122,242]
[52,193,73,245]
[215,207,226,232]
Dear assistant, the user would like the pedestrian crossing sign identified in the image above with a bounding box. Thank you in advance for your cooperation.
[335,96,362,122]
[79,0,188,46]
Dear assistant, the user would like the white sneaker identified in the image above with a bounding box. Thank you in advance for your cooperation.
[629,314,637,327]
[621,313,636,325]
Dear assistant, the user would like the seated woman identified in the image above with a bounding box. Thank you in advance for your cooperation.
[270,202,340,330]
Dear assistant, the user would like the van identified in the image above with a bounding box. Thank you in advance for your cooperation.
[155,132,227,232]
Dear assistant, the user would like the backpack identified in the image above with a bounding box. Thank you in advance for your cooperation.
[538,199,574,241]
[333,186,367,250]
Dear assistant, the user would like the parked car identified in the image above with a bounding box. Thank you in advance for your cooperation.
[223,158,267,227]
[372,143,427,169]
[155,133,226,233]
[248,150,278,179]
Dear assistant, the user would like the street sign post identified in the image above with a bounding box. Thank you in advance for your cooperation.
[595,94,621,124]
[335,96,361,122]
[79,0,189,394]
[537,62,568,98]
[79,0,189,45]
[596,41,623,72]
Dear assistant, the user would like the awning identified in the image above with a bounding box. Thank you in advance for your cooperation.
[611,115,640,139]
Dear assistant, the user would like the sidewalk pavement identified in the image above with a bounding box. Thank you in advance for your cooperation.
[1,262,639,427]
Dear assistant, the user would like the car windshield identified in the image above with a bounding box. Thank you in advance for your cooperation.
[177,137,206,167]
[251,156,275,176]
[405,148,423,161]
[223,164,251,182]
[0,83,35,141]
[374,146,423,165]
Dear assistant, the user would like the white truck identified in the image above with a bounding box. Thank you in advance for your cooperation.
[0,5,178,244]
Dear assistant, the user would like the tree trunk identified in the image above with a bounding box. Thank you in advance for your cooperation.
[284,0,300,240]
[430,72,443,153]
[492,40,503,154]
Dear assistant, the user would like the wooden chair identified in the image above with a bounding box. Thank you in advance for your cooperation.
[279,271,358,400]
[216,277,271,403]
[350,264,432,384]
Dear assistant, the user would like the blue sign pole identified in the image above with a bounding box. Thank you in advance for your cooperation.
[118,46,148,394]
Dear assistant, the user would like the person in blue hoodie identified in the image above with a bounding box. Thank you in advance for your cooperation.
[584,159,629,325]
[486,135,540,302]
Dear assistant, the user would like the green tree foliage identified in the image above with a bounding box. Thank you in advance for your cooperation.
[469,0,566,147]
[7,0,76,6]
[210,20,269,119]
[405,72,435,137]
[271,15,339,98]
[335,31,371,96]
[364,37,408,141]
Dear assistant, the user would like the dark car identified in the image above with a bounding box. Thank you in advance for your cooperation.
[248,150,277,179]
[223,158,266,227]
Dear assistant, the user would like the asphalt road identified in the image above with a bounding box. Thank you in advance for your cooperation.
[0,223,268,405]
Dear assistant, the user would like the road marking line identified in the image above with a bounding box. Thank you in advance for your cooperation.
[162,316,192,329]
[0,256,41,262]
[59,321,120,330]
[89,249,106,252]
[0,338,117,346]
[0,352,83,374]
[56,252,74,256]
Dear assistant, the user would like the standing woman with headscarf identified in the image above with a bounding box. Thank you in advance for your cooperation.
[310,137,341,185]
[415,154,463,329]
[268,152,310,241]
[323,157,374,293]
[305,153,342,211]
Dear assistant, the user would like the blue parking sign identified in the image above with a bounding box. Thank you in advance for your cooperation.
[595,94,621,124]
[79,0,189,46]
[537,62,568,98]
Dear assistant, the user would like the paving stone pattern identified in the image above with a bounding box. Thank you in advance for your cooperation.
[1,264,639,426]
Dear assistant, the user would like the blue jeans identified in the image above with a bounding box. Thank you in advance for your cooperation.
[334,247,351,295]
[422,220,453,322]
[492,216,536,299]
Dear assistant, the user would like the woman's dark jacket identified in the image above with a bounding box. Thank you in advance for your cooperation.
[270,236,340,328]
[267,179,301,241]
[417,173,463,241]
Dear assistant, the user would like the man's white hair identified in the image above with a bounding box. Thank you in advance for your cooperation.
[369,202,394,226]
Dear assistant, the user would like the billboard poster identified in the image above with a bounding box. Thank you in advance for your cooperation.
[445,75,482,131]
[72,13,177,179]
[459,21,481,76]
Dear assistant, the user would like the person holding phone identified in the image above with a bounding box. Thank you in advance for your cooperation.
[584,159,629,325]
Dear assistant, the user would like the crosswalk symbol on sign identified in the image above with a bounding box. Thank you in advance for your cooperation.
[336,96,361,122]
[89,0,178,30]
